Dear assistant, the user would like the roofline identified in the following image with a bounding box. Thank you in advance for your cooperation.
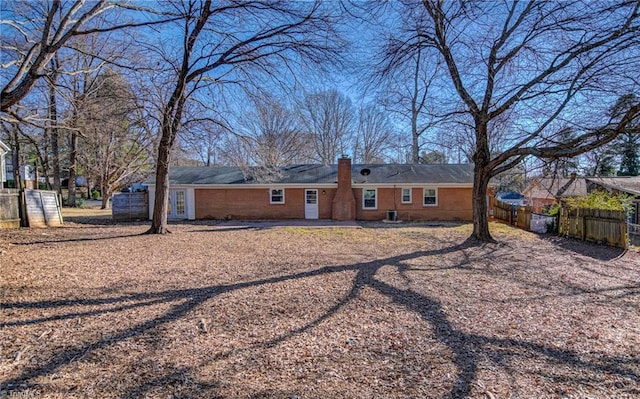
[148,182,474,189]
[353,183,473,188]
[148,183,337,189]
[0,139,9,152]
[587,178,640,195]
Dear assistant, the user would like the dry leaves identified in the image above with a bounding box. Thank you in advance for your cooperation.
[0,219,639,398]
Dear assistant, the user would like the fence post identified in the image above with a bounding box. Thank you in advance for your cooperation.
[19,190,27,227]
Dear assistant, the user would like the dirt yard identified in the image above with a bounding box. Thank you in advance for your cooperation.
[1,214,639,399]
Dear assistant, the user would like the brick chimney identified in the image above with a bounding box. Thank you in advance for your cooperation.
[332,156,356,220]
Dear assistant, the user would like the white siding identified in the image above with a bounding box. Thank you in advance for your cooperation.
[146,185,195,220]
[187,188,195,220]
[148,185,155,220]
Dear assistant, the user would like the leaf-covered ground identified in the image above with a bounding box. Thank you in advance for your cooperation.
[1,218,639,398]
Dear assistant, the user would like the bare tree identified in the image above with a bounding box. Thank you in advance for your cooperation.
[146,0,344,233]
[0,0,177,113]
[238,95,310,169]
[374,3,443,164]
[404,0,640,241]
[353,103,396,164]
[0,0,129,111]
[46,55,62,193]
[298,89,355,164]
[180,123,224,167]
[78,70,152,208]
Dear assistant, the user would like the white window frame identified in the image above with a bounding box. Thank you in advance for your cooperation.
[423,187,438,207]
[401,187,412,204]
[362,188,377,210]
[270,188,285,204]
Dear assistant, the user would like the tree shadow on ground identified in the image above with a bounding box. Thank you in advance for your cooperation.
[8,231,147,246]
[2,240,638,398]
[543,235,627,261]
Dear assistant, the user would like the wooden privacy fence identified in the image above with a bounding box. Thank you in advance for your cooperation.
[516,205,532,230]
[112,192,148,221]
[0,189,20,228]
[493,200,516,225]
[559,207,627,248]
[493,200,533,230]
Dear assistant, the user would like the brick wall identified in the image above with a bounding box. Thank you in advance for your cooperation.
[195,186,473,221]
[530,198,555,214]
[195,188,336,220]
[354,187,473,221]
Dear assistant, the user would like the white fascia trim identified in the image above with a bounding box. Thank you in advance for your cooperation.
[150,183,338,189]
[353,183,473,188]
[149,183,472,189]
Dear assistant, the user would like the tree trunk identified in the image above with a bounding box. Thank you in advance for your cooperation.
[148,135,172,234]
[101,184,110,209]
[411,112,419,164]
[11,123,22,189]
[49,67,61,193]
[470,121,494,242]
[470,165,493,242]
[410,49,421,164]
[40,127,51,190]
[68,131,78,206]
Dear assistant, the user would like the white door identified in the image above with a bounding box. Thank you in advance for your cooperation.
[305,189,319,219]
[168,189,187,219]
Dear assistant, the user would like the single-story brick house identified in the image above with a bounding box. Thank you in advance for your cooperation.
[146,158,477,221]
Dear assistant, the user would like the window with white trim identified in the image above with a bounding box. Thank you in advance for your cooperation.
[270,188,285,204]
[423,188,438,206]
[401,188,412,204]
[363,188,377,210]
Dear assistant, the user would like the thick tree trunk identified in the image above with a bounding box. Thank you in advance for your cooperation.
[148,136,172,234]
[470,121,494,242]
[470,165,493,242]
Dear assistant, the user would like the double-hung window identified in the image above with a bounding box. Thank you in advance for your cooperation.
[363,188,377,210]
[423,188,438,206]
[401,188,412,204]
[270,188,285,204]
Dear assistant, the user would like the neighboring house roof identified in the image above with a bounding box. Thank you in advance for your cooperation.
[587,177,640,196]
[149,163,475,186]
[497,192,525,200]
[523,177,588,200]
[0,139,9,153]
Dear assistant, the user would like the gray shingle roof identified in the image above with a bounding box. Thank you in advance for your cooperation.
[523,177,587,199]
[587,177,640,196]
[148,163,475,185]
[350,164,473,184]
